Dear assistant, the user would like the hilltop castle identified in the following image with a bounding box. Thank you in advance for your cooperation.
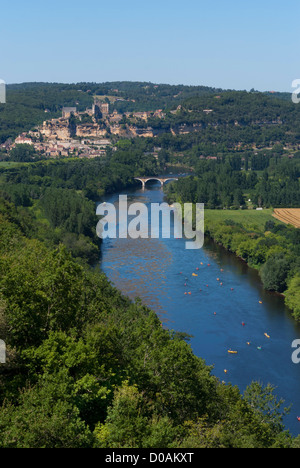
[62,99,109,120]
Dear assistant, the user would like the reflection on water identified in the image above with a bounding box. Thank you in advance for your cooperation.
[99,183,300,436]
[103,236,172,316]
[99,187,174,315]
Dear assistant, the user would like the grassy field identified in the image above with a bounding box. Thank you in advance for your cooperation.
[204,208,281,232]
[0,161,24,169]
[94,95,121,103]
[0,157,83,170]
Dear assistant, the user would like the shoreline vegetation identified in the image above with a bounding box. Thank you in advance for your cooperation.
[204,209,299,321]
[166,196,300,322]
[1,179,300,448]
[0,82,299,447]
[164,152,299,323]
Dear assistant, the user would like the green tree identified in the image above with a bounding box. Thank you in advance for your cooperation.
[0,242,89,348]
[243,382,290,434]
[94,382,180,448]
[260,253,291,293]
[68,113,77,137]
[285,274,300,321]
[10,144,37,162]
[0,372,93,448]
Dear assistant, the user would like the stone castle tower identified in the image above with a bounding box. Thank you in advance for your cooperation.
[92,99,109,117]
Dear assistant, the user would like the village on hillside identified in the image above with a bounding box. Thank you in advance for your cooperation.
[1,98,170,159]
[2,94,297,162]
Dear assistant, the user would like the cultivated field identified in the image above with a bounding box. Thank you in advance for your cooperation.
[205,209,280,232]
[273,209,300,228]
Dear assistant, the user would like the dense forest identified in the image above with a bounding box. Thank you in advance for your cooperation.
[0,186,299,448]
[149,92,300,162]
[0,144,161,264]
[166,156,300,209]
[0,81,220,143]
[0,82,294,144]
[0,82,299,448]
[165,155,300,320]
[1,138,299,318]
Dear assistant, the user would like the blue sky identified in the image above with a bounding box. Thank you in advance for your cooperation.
[1,0,299,91]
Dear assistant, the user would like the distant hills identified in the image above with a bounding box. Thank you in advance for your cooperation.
[0,81,294,144]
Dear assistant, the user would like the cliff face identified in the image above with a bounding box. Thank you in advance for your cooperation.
[41,120,108,139]
[39,114,156,141]
[56,127,71,140]
[128,126,154,138]
[76,124,106,138]
[41,121,70,140]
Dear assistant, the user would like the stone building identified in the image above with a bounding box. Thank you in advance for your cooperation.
[62,107,77,119]
[92,100,109,117]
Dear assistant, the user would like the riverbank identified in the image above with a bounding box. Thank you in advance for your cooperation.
[99,183,300,438]
[164,192,299,321]
[3,187,300,447]
[203,208,299,321]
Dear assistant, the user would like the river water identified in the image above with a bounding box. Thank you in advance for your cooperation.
[99,182,300,436]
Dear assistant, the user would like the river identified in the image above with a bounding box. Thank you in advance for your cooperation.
[99,181,300,436]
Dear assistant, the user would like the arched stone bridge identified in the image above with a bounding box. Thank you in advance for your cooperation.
[134,177,178,189]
